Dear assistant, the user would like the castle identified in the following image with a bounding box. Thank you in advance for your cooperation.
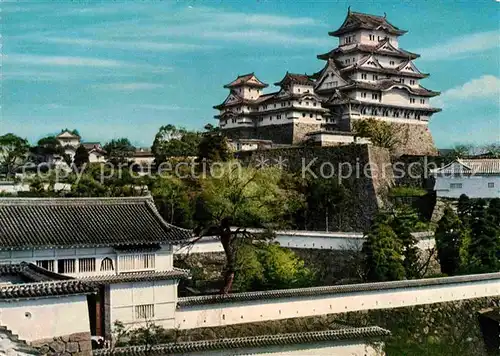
[214,9,441,155]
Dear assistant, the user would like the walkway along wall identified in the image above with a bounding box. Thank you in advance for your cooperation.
[174,273,500,330]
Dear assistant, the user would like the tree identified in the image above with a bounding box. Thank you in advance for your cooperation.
[151,125,201,164]
[389,208,421,279]
[103,138,135,165]
[468,199,500,273]
[306,177,346,232]
[487,198,500,225]
[445,144,472,161]
[352,118,400,151]
[0,133,29,177]
[192,163,304,294]
[233,242,316,292]
[362,217,405,282]
[151,175,193,228]
[435,207,468,275]
[196,124,230,163]
[73,145,89,169]
[457,194,472,224]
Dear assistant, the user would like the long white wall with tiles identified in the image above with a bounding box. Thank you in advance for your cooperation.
[174,275,500,330]
[174,231,434,255]
[180,342,383,356]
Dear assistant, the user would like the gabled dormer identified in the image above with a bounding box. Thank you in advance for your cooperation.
[314,59,348,92]
[358,55,384,70]
[397,60,425,75]
[213,92,245,110]
[223,73,268,100]
[274,72,315,95]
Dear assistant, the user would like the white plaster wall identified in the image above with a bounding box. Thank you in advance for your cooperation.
[183,341,383,355]
[175,278,500,329]
[290,85,314,94]
[358,30,398,47]
[434,175,500,199]
[315,134,355,145]
[382,89,410,105]
[0,295,89,342]
[109,280,177,329]
[174,231,434,254]
[155,245,174,271]
[0,183,71,194]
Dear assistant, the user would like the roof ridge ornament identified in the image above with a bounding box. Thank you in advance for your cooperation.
[348,6,351,15]
[384,12,387,18]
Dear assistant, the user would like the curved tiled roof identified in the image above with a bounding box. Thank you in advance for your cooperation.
[0,262,73,282]
[274,72,315,87]
[318,40,419,60]
[339,80,440,97]
[340,64,429,79]
[431,159,500,175]
[0,263,95,301]
[77,268,190,285]
[329,11,407,37]
[223,73,268,89]
[0,197,192,250]
[178,272,500,307]
[0,280,94,301]
[93,326,390,355]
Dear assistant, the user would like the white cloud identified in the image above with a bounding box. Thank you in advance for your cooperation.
[136,104,199,111]
[417,31,500,61]
[435,75,500,107]
[77,7,325,47]
[191,9,319,27]
[94,83,164,91]
[2,54,129,68]
[198,30,331,47]
[32,37,215,52]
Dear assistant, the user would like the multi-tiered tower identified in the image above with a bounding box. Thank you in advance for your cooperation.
[214,9,441,155]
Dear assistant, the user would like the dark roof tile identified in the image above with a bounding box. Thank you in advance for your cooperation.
[93,326,390,355]
[178,272,500,307]
[78,268,189,285]
[0,197,192,250]
[329,11,406,37]
[0,263,95,301]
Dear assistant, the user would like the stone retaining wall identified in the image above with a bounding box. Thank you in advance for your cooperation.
[31,331,92,356]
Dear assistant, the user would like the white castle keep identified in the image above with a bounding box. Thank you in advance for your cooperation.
[214,9,441,155]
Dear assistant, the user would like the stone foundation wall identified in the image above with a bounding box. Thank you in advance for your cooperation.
[222,123,322,145]
[291,123,322,144]
[31,332,92,356]
[389,122,438,157]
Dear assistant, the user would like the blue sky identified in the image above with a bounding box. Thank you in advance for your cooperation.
[2,0,499,148]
